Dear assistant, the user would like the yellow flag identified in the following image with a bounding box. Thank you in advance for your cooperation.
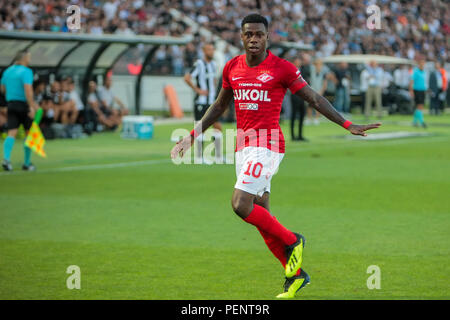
[25,122,46,158]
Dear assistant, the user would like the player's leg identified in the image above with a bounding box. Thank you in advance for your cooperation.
[0,107,6,130]
[22,113,34,171]
[413,91,426,127]
[59,102,68,124]
[232,188,304,277]
[2,108,19,171]
[69,101,79,124]
[254,191,304,277]
[254,191,310,299]
[254,192,290,268]
[231,188,298,244]
[233,147,305,276]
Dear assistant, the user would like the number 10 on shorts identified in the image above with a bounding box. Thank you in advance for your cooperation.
[244,161,263,178]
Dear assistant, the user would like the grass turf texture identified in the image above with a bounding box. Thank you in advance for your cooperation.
[1,114,449,299]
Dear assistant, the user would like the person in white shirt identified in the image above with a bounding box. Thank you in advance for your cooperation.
[308,58,331,125]
[98,76,129,118]
[87,81,121,130]
[360,68,370,115]
[65,77,84,112]
[393,65,411,90]
[364,60,384,119]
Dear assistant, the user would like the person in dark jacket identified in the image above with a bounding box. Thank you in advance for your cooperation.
[290,54,311,141]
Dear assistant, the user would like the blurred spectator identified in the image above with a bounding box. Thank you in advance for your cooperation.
[364,60,384,119]
[98,75,129,118]
[429,61,443,115]
[48,81,63,122]
[115,20,135,36]
[308,57,330,124]
[33,79,54,127]
[87,80,121,130]
[66,77,84,117]
[0,0,447,77]
[59,78,79,124]
[332,62,351,115]
[360,66,369,115]
[290,57,307,141]
[438,62,448,114]
[394,64,411,89]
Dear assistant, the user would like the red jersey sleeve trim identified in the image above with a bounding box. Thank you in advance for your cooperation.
[289,78,307,94]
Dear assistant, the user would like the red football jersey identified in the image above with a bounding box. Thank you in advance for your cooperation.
[222,50,307,153]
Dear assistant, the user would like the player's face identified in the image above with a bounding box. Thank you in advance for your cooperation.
[203,44,215,60]
[241,23,268,56]
[418,60,425,69]
[105,77,111,87]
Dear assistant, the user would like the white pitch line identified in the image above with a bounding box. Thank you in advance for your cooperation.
[0,158,171,176]
[1,135,448,176]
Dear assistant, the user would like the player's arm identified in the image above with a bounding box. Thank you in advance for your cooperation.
[114,96,125,109]
[0,84,5,95]
[409,79,414,97]
[184,73,208,96]
[170,87,233,159]
[24,83,38,118]
[294,84,381,136]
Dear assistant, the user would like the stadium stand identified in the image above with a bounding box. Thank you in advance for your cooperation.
[0,0,448,132]
[0,0,447,74]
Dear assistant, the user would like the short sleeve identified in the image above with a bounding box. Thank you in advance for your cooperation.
[23,68,33,85]
[190,60,200,78]
[281,60,307,93]
[98,87,106,99]
[88,93,97,103]
[222,60,231,89]
[410,69,416,82]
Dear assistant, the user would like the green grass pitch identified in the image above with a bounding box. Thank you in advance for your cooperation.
[1,114,449,299]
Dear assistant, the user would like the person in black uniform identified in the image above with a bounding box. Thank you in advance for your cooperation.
[290,54,311,141]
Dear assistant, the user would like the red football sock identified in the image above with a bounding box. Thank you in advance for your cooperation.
[257,221,301,277]
[244,204,297,246]
[257,226,287,266]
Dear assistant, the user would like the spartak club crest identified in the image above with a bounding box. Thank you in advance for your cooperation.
[256,73,274,83]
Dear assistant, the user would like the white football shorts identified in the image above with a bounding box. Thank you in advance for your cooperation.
[234,146,285,197]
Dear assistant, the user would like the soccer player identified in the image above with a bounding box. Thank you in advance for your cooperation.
[1,50,39,171]
[184,43,223,164]
[171,14,381,298]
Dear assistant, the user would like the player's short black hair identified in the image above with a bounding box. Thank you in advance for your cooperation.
[241,13,268,31]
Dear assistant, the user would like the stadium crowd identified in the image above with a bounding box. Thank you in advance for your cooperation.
[0,74,129,137]
[0,0,448,137]
[0,0,448,76]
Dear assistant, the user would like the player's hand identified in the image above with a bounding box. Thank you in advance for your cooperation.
[347,123,381,137]
[196,88,209,96]
[28,107,36,119]
[170,135,194,159]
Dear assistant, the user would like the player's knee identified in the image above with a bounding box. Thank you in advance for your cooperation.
[231,193,253,219]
